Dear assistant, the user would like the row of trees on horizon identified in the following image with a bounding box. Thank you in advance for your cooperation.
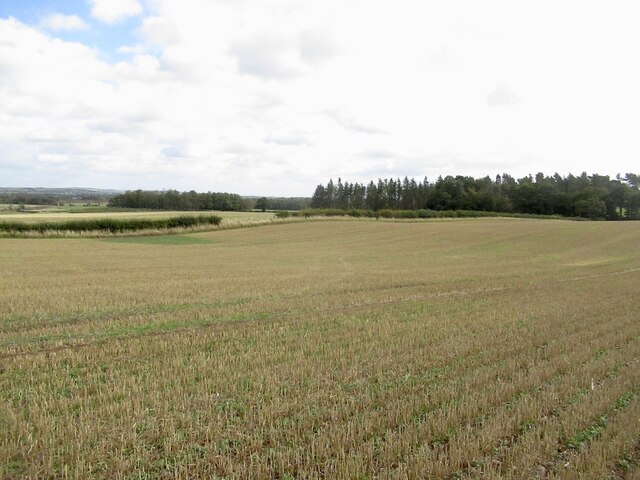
[91,171,640,220]
[311,173,640,219]
[107,190,312,211]
[108,190,247,211]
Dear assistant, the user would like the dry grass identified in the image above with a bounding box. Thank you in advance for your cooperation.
[1,218,639,479]
[0,211,279,239]
[0,210,274,225]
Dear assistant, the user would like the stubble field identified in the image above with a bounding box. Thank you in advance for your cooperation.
[1,218,639,479]
[0,210,274,225]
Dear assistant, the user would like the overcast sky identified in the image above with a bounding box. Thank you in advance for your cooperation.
[1,1,639,196]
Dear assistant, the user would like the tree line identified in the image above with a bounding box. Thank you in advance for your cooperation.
[0,193,60,206]
[252,197,311,211]
[108,190,248,211]
[0,189,116,206]
[311,173,640,219]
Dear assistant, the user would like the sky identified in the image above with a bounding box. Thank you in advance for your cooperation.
[0,1,639,196]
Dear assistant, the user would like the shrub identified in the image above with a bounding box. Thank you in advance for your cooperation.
[0,215,222,235]
[296,208,574,221]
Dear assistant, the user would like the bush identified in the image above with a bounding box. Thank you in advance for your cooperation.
[0,215,222,235]
[297,208,572,221]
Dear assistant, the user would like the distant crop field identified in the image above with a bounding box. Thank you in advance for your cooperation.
[0,209,274,225]
[1,219,639,479]
[0,203,103,215]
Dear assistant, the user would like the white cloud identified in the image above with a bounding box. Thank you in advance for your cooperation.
[88,0,143,24]
[323,110,386,135]
[487,85,519,107]
[298,29,339,65]
[229,34,300,80]
[40,14,89,31]
[117,44,148,55]
[264,132,311,146]
[139,15,180,46]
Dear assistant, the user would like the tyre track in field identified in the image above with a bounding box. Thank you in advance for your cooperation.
[2,265,638,359]
[560,266,640,282]
[3,262,638,336]
[0,271,484,334]
[0,284,514,359]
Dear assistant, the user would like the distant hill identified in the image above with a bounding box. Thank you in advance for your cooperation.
[0,187,121,198]
[0,187,122,206]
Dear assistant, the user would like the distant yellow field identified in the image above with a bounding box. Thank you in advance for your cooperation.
[0,209,275,224]
[1,219,639,478]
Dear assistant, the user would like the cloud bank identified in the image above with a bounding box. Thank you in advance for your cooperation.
[89,0,143,24]
[40,14,89,32]
[1,1,639,195]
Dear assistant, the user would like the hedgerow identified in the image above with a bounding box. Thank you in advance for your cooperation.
[285,208,571,220]
[0,215,222,234]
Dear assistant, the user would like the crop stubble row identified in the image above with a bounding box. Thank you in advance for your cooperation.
[1,219,639,478]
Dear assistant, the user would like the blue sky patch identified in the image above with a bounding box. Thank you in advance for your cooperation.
[0,0,143,62]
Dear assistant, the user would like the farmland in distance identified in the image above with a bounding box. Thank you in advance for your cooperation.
[0,209,274,225]
[1,218,639,479]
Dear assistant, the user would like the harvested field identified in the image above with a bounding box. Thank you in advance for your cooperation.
[0,210,274,225]
[1,218,639,479]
